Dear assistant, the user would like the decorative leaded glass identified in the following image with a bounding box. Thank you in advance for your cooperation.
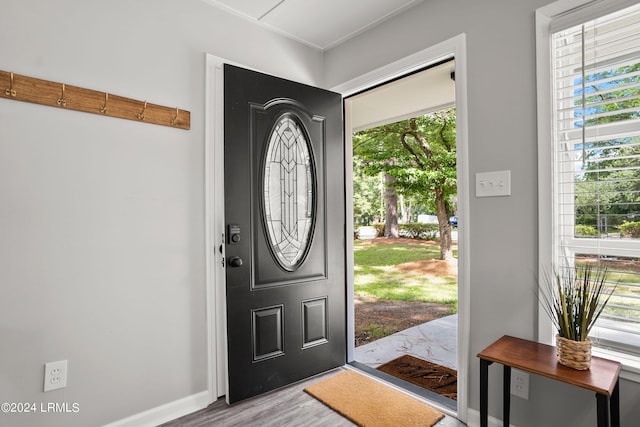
[263,114,315,271]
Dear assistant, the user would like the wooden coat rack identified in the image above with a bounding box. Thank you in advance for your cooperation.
[0,70,190,130]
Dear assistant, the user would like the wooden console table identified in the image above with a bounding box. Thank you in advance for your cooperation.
[477,335,621,427]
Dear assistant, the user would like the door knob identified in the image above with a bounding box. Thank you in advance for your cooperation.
[228,256,243,268]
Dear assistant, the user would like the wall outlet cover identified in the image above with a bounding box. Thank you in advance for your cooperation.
[510,368,529,400]
[44,360,67,392]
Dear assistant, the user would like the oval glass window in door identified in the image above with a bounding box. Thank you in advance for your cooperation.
[263,114,315,271]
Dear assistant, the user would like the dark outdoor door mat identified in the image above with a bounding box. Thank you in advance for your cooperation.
[377,354,457,400]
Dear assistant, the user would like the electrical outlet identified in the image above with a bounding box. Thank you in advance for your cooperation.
[44,360,67,392]
[510,369,529,400]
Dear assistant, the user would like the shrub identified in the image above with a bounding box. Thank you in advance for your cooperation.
[371,222,440,240]
[401,222,439,240]
[401,222,424,238]
[619,221,640,238]
[372,223,385,237]
[575,225,597,236]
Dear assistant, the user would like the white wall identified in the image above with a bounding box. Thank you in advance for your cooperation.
[0,1,322,426]
[325,0,640,426]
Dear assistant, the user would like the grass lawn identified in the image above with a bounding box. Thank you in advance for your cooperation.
[604,273,640,320]
[354,239,458,307]
[578,262,640,322]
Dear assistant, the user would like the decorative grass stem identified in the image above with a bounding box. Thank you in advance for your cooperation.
[539,264,617,369]
[540,264,615,341]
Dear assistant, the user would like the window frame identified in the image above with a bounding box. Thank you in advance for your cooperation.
[536,0,640,382]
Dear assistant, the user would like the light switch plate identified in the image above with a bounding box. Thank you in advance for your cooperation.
[476,170,511,197]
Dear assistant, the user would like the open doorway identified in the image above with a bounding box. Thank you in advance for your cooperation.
[345,59,460,411]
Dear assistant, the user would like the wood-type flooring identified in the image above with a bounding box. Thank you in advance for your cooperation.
[160,367,465,427]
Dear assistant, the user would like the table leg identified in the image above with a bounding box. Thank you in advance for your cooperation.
[480,359,491,427]
[596,392,609,427]
[503,365,511,427]
[611,378,620,427]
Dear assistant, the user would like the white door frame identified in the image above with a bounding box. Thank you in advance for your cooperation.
[205,33,470,421]
[205,54,229,402]
[334,33,470,423]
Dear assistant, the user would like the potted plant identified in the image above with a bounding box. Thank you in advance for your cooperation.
[539,263,616,370]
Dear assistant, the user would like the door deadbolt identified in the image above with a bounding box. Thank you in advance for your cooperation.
[227,224,241,245]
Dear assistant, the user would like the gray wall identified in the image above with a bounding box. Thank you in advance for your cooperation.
[2,0,639,426]
[324,0,640,426]
[0,1,322,426]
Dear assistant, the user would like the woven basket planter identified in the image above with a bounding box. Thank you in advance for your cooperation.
[556,335,592,370]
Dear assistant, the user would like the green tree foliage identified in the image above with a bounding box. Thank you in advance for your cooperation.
[353,156,383,225]
[574,64,640,234]
[353,108,456,259]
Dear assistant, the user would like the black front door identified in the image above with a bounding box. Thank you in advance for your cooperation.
[223,64,346,403]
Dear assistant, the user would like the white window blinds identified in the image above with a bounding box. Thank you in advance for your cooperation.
[552,3,640,354]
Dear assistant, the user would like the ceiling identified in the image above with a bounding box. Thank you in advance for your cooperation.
[204,0,425,51]
[349,60,456,132]
[205,0,453,129]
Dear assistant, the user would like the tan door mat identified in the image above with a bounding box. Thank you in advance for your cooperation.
[304,369,445,426]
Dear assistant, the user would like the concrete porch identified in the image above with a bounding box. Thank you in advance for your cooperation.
[354,314,458,370]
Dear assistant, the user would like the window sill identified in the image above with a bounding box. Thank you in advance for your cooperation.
[593,347,640,383]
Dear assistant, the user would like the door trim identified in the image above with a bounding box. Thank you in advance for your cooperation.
[335,33,470,423]
[205,54,228,402]
[206,55,276,402]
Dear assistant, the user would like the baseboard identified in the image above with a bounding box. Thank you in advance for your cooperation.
[102,391,212,427]
[466,408,518,427]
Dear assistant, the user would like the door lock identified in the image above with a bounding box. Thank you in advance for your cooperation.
[227,224,241,245]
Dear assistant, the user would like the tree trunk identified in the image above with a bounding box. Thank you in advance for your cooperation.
[435,188,453,260]
[384,172,399,238]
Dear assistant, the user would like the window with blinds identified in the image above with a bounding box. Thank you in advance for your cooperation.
[552,3,640,355]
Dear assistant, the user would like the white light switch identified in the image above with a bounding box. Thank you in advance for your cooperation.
[476,170,511,197]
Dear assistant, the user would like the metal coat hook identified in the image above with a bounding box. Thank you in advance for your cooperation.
[137,100,147,120]
[171,107,180,126]
[57,83,67,107]
[100,92,109,114]
[5,72,16,97]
